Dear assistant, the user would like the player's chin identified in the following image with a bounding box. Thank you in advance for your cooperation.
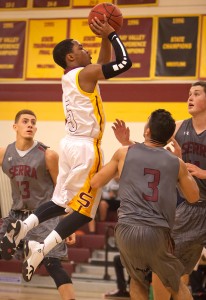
[188,106,194,112]
[25,135,34,139]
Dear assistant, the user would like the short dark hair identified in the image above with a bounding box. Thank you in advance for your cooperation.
[192,81,206,94]
[148,109,176,145]
[53,39,74,69]
[15,110,36,123]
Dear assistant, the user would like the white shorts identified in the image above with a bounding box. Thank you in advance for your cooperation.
[52,135,103,219]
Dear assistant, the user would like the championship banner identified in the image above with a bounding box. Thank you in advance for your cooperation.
[32,0,71,8]
[199,16,206,79]
[116,0,158,5]
[72,0,113,8]
[155,16,199,79]
[0,0,28,9]
[68,18,102,64]
[0,21,27,80]
[26,19,68,79]
[116,17,153,79]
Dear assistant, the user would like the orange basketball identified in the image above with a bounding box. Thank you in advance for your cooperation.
[88,2,123,33]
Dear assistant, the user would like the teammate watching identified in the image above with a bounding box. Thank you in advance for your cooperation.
[0,109,75,300]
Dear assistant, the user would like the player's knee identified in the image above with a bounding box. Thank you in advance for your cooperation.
[43,257,72,288]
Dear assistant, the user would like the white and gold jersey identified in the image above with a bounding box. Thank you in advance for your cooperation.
[62,67,105,140]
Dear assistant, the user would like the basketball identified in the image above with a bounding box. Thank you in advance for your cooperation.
[88,2,123,33]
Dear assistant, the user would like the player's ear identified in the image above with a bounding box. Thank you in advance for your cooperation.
[66,53,74,62]
[145,127,150,136]
[13,124,17,132]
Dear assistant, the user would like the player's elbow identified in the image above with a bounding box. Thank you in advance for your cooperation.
[126,57,132,70]
[102,57,132,79]
[117,57,132,73]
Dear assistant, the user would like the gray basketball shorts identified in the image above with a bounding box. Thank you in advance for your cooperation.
[172,201,206,274]
[115,222,184,293]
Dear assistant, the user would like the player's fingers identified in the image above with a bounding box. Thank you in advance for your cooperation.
[103,14,108,22]
[120,120,126,127]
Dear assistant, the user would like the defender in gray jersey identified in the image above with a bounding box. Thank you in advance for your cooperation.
[0,110,76,300]
[152,81,206,300]
[91,109,199,300]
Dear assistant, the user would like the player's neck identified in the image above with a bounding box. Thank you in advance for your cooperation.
[15,138,35,151]
[64,65,79,74]
[144,139,165,148]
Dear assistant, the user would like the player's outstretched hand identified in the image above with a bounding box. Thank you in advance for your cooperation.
[166,137,182,158]
[90,14,114,38]
[112,119,133,146]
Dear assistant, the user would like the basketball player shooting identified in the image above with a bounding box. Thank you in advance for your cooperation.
[0,10,132,284]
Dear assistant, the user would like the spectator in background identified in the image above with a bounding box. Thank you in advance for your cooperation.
[104,254,130,299]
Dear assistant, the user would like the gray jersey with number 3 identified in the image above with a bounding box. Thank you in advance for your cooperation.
[118,143,179,229]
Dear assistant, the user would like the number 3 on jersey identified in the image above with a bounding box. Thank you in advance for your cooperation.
[17,180,30,199]
[142,168,160,202]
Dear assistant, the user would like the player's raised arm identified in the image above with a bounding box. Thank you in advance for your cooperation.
[80,15,132,89]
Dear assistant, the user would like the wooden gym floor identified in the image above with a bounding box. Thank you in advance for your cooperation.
[0,283,107,300]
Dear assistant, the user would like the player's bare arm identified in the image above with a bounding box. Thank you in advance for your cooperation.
[91,146,128,189]
[0,147,6,166]
[177,158,199,203]
[45,149,59,185]
[97,36,112,65]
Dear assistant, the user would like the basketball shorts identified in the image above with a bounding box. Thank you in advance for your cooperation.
[52,135,103,219]
[172,200,206,274]
[115,222,184,293]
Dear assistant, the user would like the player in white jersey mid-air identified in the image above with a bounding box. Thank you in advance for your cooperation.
[0,15,132,283]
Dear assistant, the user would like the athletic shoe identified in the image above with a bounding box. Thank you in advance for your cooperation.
[0,220,25,260]
[22,240,44,282]
[104,290,130,299]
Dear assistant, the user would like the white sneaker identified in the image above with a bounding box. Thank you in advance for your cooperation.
[0,220,25,260]
[22,240,44,282]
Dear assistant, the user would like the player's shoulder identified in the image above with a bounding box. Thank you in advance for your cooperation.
[115,145,129,158]
[45,148,59,161]
[174,120,184,135]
